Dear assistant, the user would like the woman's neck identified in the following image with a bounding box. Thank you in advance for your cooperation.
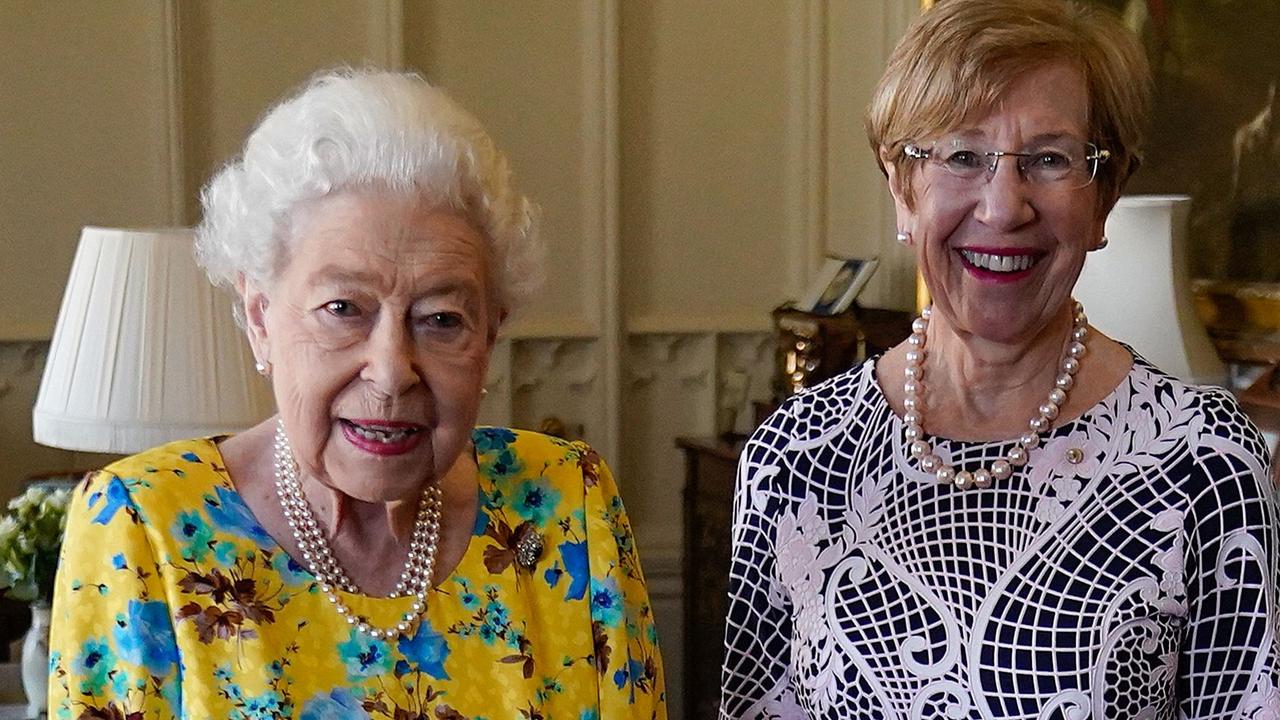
[877,305,1133,443]
[219,421,478,599]
[920,307,1074,438]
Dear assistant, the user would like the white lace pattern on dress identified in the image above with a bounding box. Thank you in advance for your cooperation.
[720,357,1280,720]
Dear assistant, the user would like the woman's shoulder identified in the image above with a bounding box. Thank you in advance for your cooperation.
[473,426,607,493]
[80,437,228,519]
[1128,356,1270,456]
[473,426,595,463]
[750,360,881,453]
[97,437,226,476]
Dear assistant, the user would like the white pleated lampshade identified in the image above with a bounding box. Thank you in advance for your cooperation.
[33,227,274,453]
[1075,195,1227,386]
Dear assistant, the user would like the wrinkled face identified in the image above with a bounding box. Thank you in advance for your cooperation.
[887,62,1112,344]
[242,188,498,502]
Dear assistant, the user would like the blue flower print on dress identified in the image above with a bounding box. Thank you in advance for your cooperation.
[337,630,393,680]
[512,479,561,525]
[204,485,273,547]
[72,637,115,695]
[544,560,564,589]
[473,487,492,536]
[457,579,481,610]
[589,577,624,627]
[173,510,215,563]
[483,448,524,480]
[180,451,201,463]
[238,690,285,719]
[397,618,451,680]
[213,540,238,566]
[89,476,138,526]
[112,599,179,677]
[270,550,311,586]
[473,427,517,453]
[111,554,126,570]
[559,540,590,601]
[300,688,370,720]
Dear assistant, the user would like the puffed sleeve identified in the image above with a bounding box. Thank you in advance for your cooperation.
[579,443,668,719]
[49,470,182,719]
[720,410,801,720]
[1178,393,1280,717]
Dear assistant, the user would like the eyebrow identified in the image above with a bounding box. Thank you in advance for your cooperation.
[307,265,486,304]
[945,129,1083,144]
[306,265,382,287]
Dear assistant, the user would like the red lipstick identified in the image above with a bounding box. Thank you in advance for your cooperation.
[955,246,1043,284]
[339,419,424,456]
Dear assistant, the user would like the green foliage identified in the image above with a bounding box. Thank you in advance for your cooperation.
[0,485,71,603]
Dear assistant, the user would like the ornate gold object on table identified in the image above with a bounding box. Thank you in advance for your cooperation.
[1237,363,1280,486]
[772,304,912,397]
[1192,280,1280,364]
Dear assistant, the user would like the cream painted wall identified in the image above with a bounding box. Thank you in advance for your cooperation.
[0,2,174,340]
[620,0,792,331]
[177,1,398,223]
[0,2,918,716]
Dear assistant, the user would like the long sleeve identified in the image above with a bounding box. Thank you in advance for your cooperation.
[720,413,800,720]
[1178,395,1280,717]
[581,444,668,719]
[49,470,183,719]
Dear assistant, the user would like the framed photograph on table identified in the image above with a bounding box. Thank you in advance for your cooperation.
[800,257,880,316]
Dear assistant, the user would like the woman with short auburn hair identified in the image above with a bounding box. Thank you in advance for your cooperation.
[720,1,1279,717]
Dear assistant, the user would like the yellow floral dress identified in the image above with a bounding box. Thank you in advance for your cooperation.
[49,428,666,719]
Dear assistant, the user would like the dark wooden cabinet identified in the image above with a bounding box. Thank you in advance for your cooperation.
[677,436,742,720]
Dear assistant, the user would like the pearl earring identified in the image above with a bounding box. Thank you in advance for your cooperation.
[255,361,271,377]
[896,231,912,245]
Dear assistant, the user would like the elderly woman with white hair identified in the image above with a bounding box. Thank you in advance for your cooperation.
[49,69,665,719]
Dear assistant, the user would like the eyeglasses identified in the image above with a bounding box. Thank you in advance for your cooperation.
[903,138,1111,190]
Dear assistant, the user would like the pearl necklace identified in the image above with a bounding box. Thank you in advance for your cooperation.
[273,419,442,639]
[903,302,1089,490]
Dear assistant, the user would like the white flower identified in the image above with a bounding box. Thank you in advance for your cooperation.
[41,489,71,513]
[0,516,18,544]
[9,487,48,514]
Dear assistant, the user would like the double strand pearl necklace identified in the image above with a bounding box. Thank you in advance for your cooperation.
[273,419,442,639]
[903,302,1089,490]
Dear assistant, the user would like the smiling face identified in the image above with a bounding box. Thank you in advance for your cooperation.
[241,188,498,502]
[887,62,1115,344]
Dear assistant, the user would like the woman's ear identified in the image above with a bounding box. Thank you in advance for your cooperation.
[880,149,916,232]
[237,274,272,367]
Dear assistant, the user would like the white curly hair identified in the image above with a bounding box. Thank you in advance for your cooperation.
[196,68,542,320]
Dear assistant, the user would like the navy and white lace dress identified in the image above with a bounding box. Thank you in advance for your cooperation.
[720,355,1280,719]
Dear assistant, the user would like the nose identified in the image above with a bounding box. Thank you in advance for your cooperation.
[361,316,420,398]
[974,155,1035,230]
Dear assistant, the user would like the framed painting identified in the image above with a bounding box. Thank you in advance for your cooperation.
[1081,0,1280,361]
[1081,0,1280,284]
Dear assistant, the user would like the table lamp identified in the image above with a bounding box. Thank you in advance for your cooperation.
[32,227,274,453]
[1074,195,1227,387]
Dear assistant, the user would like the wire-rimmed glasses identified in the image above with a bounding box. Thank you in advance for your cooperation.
[903,138,1111,190]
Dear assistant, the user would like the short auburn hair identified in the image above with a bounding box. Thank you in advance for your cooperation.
[866,0,1152,212]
